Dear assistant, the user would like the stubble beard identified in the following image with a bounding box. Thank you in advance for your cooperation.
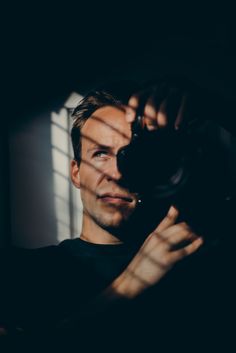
[90,202,137,230]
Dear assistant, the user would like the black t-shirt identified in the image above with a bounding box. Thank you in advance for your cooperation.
[46,237,234,353]
[59,238,137,283]
[0,238,136,333]
[1,237,235,352]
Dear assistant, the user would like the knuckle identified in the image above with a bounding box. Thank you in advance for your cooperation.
[178,222,191,230]
[174,248,188,261]
[160,253,171,267]
[128,96,139,108]
[144,104,157,118]
[157,111,167,124]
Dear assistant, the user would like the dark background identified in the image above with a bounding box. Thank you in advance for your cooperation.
[3,4,236,119]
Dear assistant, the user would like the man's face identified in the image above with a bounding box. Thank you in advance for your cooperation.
[71,106,138,230]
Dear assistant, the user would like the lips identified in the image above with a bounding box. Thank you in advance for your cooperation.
[98,193,133,203]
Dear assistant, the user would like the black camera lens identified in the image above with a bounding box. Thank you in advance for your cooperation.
[117,128,193,197]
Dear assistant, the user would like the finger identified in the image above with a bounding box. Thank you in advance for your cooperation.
[125,106,136,123]
[143,97,158,131]
[169,237,204,263]
[175,95,187,129]
[175,89,200,130]
[143,86,170,130]
[154,222,195,246]
[126,88,154,123]
[162,222,194,244]
[156,100,168,128]
[126,94,140,123]
[143,90,168,130]
[157,86,185,129]
[155,206,179,233]
[168,229,199,247]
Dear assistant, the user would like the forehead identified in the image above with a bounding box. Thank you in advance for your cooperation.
[81,106,132,148]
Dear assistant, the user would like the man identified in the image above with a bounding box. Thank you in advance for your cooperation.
[59,80,235,352]
[0,79,234,352]
[69,84,203,299]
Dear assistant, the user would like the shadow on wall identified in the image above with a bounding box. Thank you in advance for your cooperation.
[10,92,83,248]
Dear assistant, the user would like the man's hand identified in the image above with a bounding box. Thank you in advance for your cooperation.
[125,77,206,131]
[111,206,203,298]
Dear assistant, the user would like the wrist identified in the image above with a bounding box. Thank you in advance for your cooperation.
[111,270,145,299]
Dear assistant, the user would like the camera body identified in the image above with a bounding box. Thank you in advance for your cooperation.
[117,118,234,244]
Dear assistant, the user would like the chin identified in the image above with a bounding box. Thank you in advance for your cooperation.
[99,217,124,229]
[97,212,129,230]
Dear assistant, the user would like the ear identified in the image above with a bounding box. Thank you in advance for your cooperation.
[71,160,81,189]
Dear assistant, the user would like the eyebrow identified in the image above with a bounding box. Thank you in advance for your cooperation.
[87,144,113,154]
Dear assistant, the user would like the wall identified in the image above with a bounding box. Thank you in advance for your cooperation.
[9,94,83,248]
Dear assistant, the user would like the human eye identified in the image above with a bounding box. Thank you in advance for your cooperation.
[93,150,109,159]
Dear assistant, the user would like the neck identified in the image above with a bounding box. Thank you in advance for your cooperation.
[80,214,123,245]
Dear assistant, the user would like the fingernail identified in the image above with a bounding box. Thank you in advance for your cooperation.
[197,237,204,244]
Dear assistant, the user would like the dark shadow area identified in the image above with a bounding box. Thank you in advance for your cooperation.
[0,123,11,248]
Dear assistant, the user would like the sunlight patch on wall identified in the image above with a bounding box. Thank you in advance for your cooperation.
[51,92,84,242]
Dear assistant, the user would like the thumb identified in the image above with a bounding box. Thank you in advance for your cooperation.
[155,205,179,233]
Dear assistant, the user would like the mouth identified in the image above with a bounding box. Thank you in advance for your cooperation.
[98,193,133,205]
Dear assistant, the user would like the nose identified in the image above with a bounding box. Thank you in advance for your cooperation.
[105,156,122,182]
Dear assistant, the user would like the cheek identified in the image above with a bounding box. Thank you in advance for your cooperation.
[79,164,102,192]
